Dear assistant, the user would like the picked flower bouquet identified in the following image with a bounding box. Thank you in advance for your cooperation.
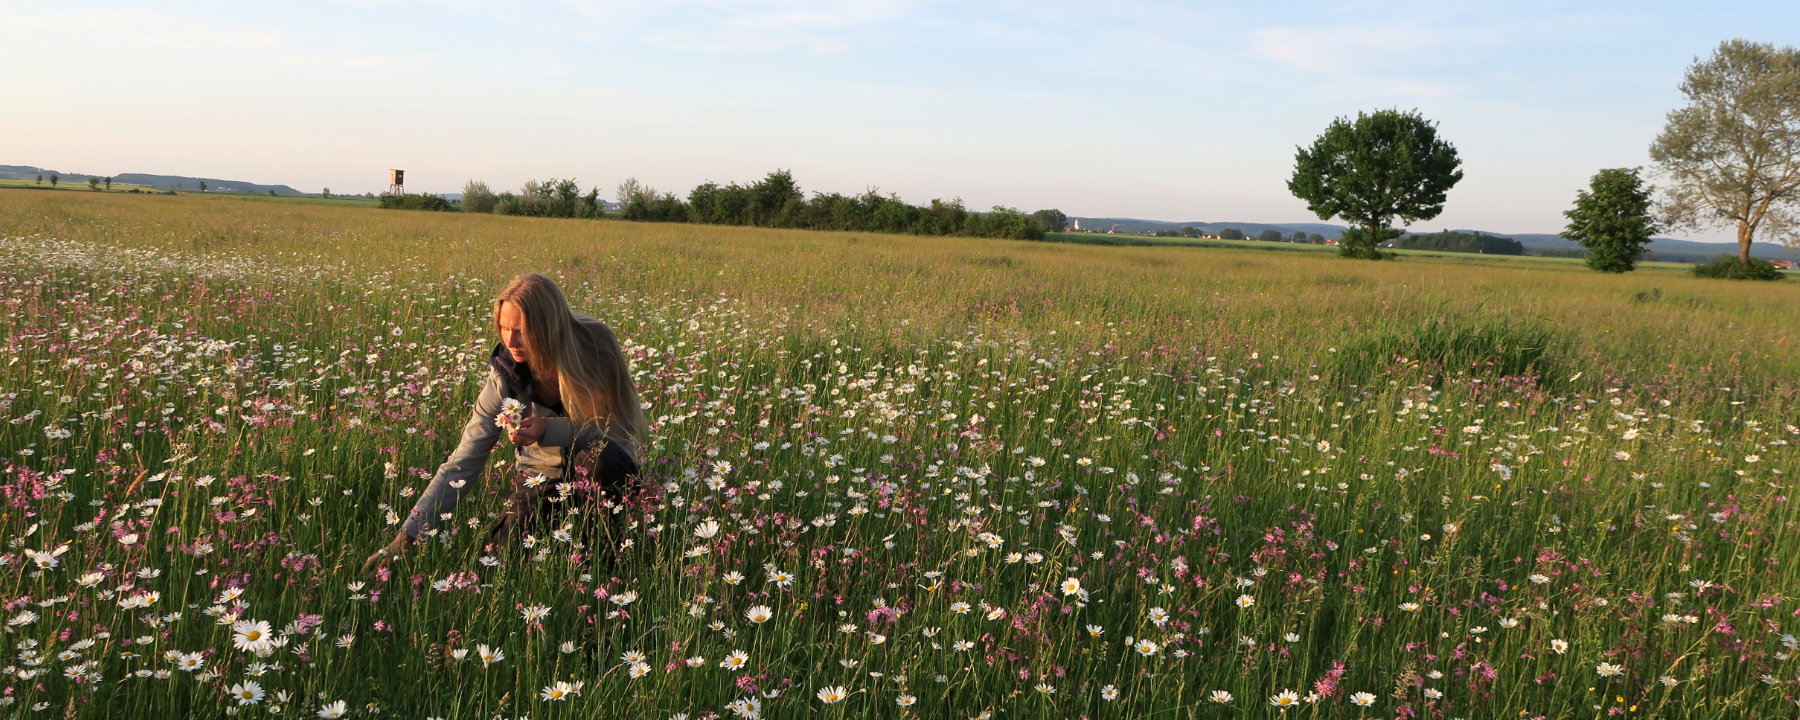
[495,398,527,433]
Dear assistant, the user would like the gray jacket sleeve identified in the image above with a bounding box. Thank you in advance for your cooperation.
[403,371,504,538]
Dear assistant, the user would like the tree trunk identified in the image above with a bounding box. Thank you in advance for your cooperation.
[1737,220,1753,264]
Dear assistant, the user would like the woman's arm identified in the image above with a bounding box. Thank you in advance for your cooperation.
[539,415,606,452]
[402,371,505,538]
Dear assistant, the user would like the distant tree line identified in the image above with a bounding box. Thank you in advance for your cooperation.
[378,192,453,211]
[1150,227,1327,244]
[458,178,608,218]
[1389,230,1525,255]
[438,171,1058,241]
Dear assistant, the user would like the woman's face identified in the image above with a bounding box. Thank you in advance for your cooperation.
[497,301,530,364]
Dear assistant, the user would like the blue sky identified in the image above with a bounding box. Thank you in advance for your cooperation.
[8,0,1794,241]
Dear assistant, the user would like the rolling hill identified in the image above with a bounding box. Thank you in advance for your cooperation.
[0,164,303,196]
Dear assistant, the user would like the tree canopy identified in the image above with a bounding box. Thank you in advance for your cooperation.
[1288,109,1463,259]
[1650,39,1800,263]
[1564,168,1659,273]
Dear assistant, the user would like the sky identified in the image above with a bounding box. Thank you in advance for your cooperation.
[7,0,1796,242]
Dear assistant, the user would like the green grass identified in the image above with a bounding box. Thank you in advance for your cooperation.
[2,192,1798,719]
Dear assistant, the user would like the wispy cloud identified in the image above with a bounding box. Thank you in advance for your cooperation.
[1244,21,1466,98]
[562,0,918,54]
[9,8,282,52]
[1249,21,1442,73]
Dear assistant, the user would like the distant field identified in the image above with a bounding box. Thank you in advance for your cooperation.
[0,178,163,192]
[0,179,381,207]
[1044,231,1726,272]
[3,190,1799,718]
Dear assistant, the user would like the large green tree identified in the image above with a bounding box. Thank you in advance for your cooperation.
[1650,39,1800,264]
[1288,109,1463,259]
[459,180,494,213]
[1563,168,1660,273]
[1030,209,1068,234]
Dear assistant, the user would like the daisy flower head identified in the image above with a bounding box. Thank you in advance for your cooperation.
[745,605,773,624]
[1550,639,1569,654]
[1596,662,1624,678]
[1236,594,1256,608]
[174,651,205,672]
[230,681,264,705]
[629,662,652,679]
[1061,577,1082,596]
[1210,690,1233,703]
[1102,685,1120,701]
[541,681,581,700]
[1134,639,1160,656]
[1270,689,1300,708]
[721,649,750,670]
[817,685,849,704]
[317,700,348,719]
[897,694,917,707]
[728,698,763,719]
[477,643,505,666]
[232,619,275,653]
[520,604,550,624]
[1349,692,1377,707]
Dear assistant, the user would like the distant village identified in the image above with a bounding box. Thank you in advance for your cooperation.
[1063,217,1342,245]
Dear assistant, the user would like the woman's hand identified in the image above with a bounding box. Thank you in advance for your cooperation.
[509,415,546,446]
[361,530,413,574]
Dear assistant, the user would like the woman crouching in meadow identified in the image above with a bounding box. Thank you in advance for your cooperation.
[363,272,646,571]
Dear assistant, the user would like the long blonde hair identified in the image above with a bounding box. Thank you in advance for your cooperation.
[494,273,644,455]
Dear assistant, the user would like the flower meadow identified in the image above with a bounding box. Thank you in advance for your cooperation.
[3,220,1800,719]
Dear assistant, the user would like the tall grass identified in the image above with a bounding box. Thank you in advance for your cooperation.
[1,191,1798,718]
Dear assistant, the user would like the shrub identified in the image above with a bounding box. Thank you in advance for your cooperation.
[1690,256,1786,281]
[378,192,452,212]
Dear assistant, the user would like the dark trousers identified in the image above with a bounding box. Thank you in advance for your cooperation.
[488,441,639,553]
